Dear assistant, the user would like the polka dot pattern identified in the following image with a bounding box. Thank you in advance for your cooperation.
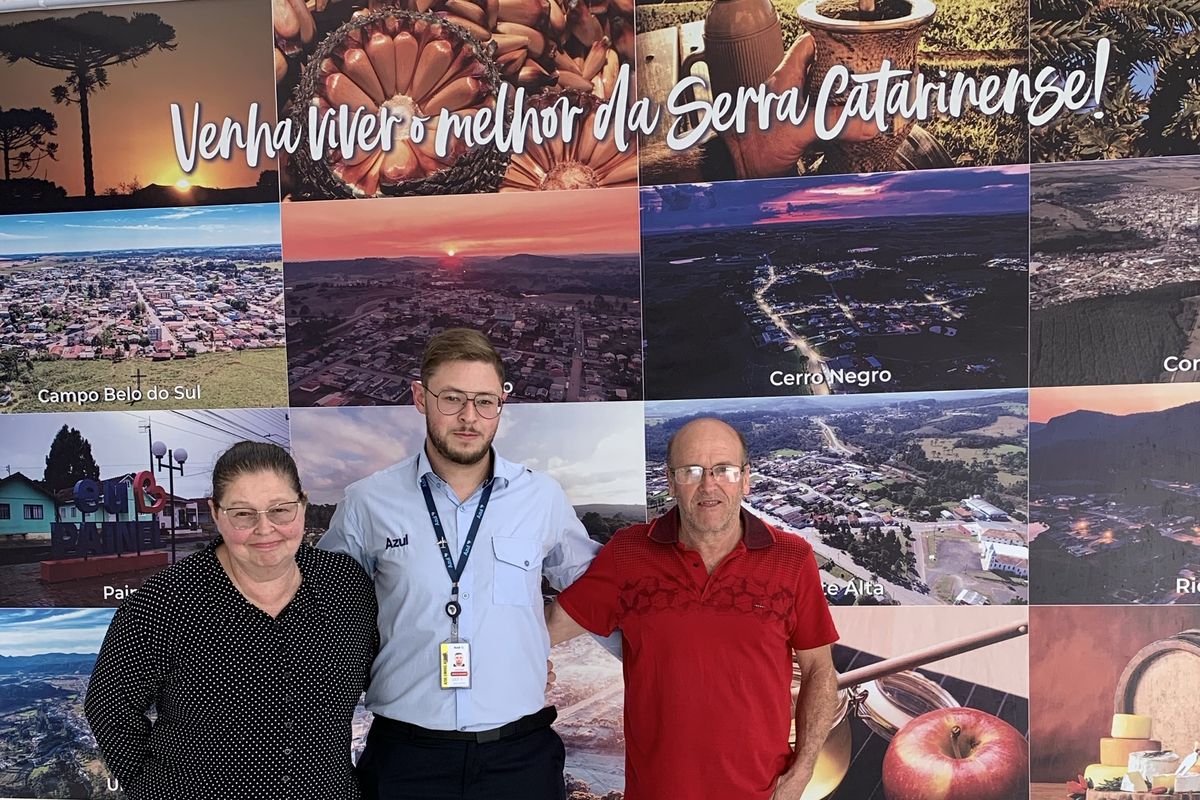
[84,539,378,800]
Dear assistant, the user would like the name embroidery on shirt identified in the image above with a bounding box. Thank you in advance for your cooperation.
[385,535,409,549]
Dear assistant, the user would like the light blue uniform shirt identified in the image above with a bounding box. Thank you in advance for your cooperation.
[318,448,600,732]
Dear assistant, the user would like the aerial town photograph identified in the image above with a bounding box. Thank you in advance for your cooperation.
[282,190,643,408]
[0,608,113,798]
[1030,384,1200,605]
[0,204,287,412]
[640,168,1030,400]
[1030,155,1200,387]
[646,391,1030,606]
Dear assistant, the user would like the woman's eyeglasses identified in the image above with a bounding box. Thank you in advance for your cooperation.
[219,500,303,530]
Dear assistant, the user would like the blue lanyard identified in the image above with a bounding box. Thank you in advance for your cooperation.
[420,475,494,625]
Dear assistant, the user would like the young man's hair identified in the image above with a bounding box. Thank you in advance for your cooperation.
[421,328,506,385]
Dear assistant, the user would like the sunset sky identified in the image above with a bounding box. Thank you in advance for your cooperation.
[0,0,277,196]
[1031,384,1200,423]
[282,187,641,259]
[639,166,1030,233]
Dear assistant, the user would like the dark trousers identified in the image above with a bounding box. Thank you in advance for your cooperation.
[356,715,567,800]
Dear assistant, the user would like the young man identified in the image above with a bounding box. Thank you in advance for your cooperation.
[546,417,840,800]
[320,328,599,800]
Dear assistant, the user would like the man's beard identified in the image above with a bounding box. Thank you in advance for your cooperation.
[427,423,494,466]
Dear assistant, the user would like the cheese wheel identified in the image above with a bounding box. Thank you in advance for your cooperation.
[1101,737,1163,766]
[1111,713,1153,739]
[1084,763,1128,785]
[1178,773,1200,791]
[1129,750,1180,782]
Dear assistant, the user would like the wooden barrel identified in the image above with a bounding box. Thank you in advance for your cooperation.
[1113,630,1200,757]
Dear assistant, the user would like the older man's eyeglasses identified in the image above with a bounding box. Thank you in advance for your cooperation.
[669,464,748,484]
[220,501,303,530]
[425,387,504,419]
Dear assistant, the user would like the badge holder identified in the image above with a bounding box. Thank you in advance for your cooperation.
[423,476,492,692]
[440,599,471,689]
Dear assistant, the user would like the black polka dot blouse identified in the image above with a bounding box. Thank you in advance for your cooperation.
[84,539,379,800]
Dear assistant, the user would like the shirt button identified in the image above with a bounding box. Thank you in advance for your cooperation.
[283,746,293,757]
[462,593,470,600]
[693,562,700,568]
[281,774,291,784]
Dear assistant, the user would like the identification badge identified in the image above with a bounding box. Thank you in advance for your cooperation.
[440,640,471,689]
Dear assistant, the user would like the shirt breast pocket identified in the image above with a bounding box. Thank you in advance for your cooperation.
[491,536,541,606]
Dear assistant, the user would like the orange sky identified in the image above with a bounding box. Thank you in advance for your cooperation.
[0,0,277,195]
[282,187,641,259]
[1031,384,1200,423]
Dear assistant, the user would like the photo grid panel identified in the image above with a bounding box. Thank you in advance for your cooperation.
[5,0,1200,797]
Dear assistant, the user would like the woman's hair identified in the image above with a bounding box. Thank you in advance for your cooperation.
[210,441,303,506]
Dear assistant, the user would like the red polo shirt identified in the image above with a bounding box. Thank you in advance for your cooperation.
[557,507,838,800]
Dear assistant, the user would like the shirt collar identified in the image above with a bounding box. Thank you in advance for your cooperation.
[647,506,775,550]
[416,445,522,492]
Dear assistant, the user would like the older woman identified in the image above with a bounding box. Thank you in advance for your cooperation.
[85,441,378,800]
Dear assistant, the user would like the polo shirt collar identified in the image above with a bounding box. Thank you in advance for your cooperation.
[416,445,520,492]
[647,506,775,549]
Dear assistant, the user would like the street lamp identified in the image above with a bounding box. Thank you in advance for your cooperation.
[151,441,188,562]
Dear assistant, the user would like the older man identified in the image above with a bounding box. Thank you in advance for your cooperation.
[546,417,839,800]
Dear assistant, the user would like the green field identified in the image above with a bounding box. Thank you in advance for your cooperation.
[920,437,1022,463]
[772,448,806,456]
[997,471,1024,488]
[3,349,287,413]
[972,416,1027,437]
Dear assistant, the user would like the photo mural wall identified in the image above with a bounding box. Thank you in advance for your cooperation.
[0,0,1195,798]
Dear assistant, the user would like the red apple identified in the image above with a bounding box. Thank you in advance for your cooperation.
[881,706,1028,800]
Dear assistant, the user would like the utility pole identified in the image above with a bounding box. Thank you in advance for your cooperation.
[138,419,153,475]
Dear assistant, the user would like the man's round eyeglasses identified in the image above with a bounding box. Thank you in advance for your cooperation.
[425,387,504,419]
[219,501,303,530]
[669,464,748,484]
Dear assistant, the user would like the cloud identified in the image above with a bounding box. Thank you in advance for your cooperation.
[291,407,424,503]
[0,608,115,655]
[155,209,216,220]
[63,223,176,231]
